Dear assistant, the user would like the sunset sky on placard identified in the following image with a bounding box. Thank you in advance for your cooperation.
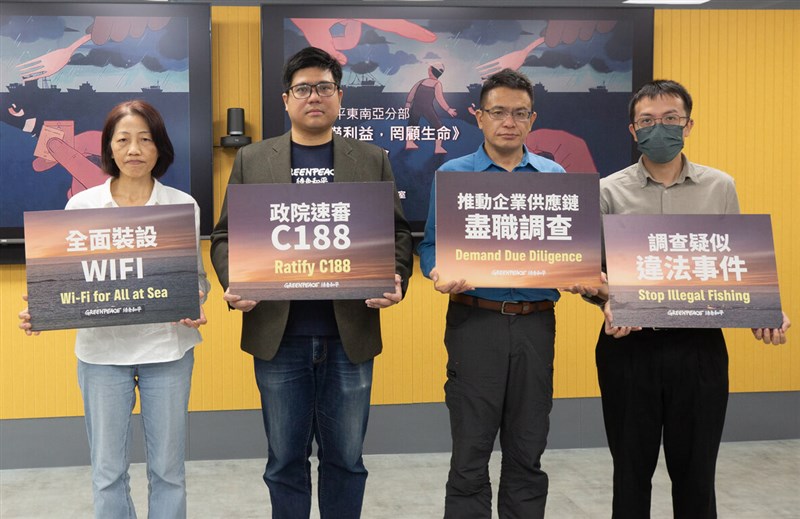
[603,214,780,287]
[24,205,197,260]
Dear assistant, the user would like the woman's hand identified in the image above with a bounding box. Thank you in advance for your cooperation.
[179,291,208,329]
[18,294,40,336]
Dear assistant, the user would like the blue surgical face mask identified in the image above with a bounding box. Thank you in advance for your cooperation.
[635,124,685,164]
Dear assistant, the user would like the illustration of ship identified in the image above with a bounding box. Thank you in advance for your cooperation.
[589,83,609,94]
[141,81,163,93]
[466,82,482,97]
[343,61,385,94]
[67,81,96,94]
[6,77,62,97]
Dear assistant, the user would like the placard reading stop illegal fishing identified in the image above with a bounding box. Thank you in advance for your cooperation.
[227,182,396,300]
[24,204,201,331]
[603,214,784,328]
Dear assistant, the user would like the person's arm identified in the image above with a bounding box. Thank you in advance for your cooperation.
[725,177,741,215]
[193,201,211,304]
[417,175,438,279]
[596,177,638,337]
[417,171,472,294]
[405,80,422,109]
[365,149,413,308]
[433,82,457,117]
[177,200,210,328]
[210,147,257,312]
[384,149,413,295]
[727,176,789,344]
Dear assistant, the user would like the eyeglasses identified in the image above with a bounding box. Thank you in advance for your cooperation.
[634,115,690,129]
[481,107,533,122]
[286,82,339,99]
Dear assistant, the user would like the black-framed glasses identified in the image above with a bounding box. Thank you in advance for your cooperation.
[286,82,339,99]
[481,107,534,122]
[634,115,690,129]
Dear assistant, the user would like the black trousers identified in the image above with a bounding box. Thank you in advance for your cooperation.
[443,302,556,519]
[596,328,728,519]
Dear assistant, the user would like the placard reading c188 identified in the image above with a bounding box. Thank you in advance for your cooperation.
[604,214,784,329]
[227,182,396,300]
[435,170,601,288]
[24,204,201,331]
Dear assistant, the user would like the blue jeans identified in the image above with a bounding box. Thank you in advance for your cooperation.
[78,350,194,519]
[254,336,373,519]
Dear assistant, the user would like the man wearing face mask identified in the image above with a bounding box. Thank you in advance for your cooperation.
[573,80,790,518]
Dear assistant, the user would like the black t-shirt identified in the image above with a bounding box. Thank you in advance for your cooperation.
[290,141,335,184]
[284,140,338,336]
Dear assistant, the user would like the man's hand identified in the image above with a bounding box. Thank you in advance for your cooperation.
[563,272,609,300]
[430,267,473,295]
[366,274,403,309]
[223,287,258,312]
[602,300,641,339]
[751,311,791,345]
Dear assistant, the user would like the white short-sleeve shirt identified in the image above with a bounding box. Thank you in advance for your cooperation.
[64,178,210,365]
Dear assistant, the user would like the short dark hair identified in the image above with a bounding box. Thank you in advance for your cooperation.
[100,99,174,179]
[479,68,534,108]
[628,79,693,123]
[282,47,343,91]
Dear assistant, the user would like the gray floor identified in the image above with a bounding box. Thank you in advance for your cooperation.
[1,440,798,518]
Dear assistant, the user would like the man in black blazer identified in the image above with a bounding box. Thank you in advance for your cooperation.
[210,47,413,519]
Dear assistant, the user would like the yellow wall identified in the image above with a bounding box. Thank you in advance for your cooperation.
[654,10,799,391]
[0,8,796,420]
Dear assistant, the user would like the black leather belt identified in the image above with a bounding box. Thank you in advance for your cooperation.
[450,293,554,315]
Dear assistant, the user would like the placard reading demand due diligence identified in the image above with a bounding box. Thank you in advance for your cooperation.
[24,204,201,331]
[603,214,784,329]
[435,170,601,288]
[227,182,396,300]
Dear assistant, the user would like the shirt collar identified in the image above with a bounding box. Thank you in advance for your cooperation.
[635,154,695,187]
[97,177,164,207]
[477,143,538,172]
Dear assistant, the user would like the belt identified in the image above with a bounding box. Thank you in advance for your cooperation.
[449,293,554,315]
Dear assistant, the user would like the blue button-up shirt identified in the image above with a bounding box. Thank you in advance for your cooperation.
[417,143,565,302]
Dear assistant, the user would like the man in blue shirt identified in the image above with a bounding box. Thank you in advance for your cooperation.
[418,69,565,519]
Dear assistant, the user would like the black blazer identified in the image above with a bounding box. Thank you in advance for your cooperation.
[211,131,414,363]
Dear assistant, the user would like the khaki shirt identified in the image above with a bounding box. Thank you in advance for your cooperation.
[600,155,740,216]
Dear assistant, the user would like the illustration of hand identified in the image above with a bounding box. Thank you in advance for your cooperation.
[16,17,170,83]
[17,34,91,83]
[355,19,436,43]
[87,16,171,46]
[526,129,598,173]
[541,20,617,48]
[291,18,436,65]
[476,37,544,77]
[447,108,457,117]
[33,132,107,197]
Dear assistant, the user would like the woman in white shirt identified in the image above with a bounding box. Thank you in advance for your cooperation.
[19,99,209,519]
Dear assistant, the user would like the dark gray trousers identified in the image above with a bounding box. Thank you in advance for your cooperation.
[596,327,728,519]
[443,302,556,519]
